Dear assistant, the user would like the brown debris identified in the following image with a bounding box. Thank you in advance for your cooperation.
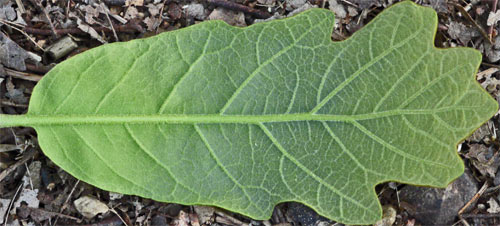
[208,7,246,27]
[168,3,183,21]
[207,0,272,19]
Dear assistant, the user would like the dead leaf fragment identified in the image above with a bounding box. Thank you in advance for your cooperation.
[0,33,29,71]
[0,1,16,21]
[487,197,500,213]
[147,3,162,16]
[286,0,307,10]
[350,0,383,10]
[428,0,448,13]
[0,199,10,224]
[168,2,182,20]
[208,7,246,27]
[75,17,106,43]
[109,192,124,200]
[143,17,159,31]
[13,189,40,214]
[126,0,144,6]
[124,6,139,20]
[288,3,316,17]
[0,144,20,152]
[466,144,500,178]
[172,210,190,226]
[328,0,346,19]
[74,196,109,219]
[488,10,500,26]
[374,205,397,226]
[17,203,81,223]
[193,206,215,224]
[477,68,499,81]
[484,36,500,62]
[5,76,28,104]
[257,0,273,5]
[447,21,479,44]
[79,4,100,25]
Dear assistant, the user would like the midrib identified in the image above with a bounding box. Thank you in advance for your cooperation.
[0,107,466,127]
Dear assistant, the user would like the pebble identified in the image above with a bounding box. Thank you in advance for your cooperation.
[74,196,109,219]
[286,0,307,11]
[399,170,478,225]
[184,4,206,20]
[285,203,332,225]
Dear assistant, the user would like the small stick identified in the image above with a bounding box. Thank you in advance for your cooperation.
[0,19,46,51]
[461,213,500,219]
[101,3,119,41]
[340,0,358,8]
[457,216,471,226]
[0,148,36,182]
[477,67,499,80]
[4,68,43,82]
[52,180,80,226]
[3,183,23,226]
[109,209,130,226]
[438,24,448,31]
[26,63,52,74]
[24,206,81,222]
[482,62,500,69]
[207,0,272,19]
[23,23,142,36]
[24,162,33,190]
[215,211,248,226]
[15,0,25,13]
[1,100,29,108]
[30,0,58,37]
[458,182,489,215]
[0,128,34,143]
[155,3,166,34]
[454,3,492,44]
[489,0,498,41]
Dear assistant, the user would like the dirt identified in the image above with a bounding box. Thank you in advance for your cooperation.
[1,0,500,225]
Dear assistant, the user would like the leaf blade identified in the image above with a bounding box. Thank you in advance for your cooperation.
[1,1,497,224]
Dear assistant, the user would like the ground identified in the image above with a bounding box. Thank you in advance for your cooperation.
[1,0,500,225]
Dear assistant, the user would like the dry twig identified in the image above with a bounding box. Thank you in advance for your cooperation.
[215,211,249,226]
[458,182,489,215]
[489,0,498,41]
[0,19,46,51]
[4,68,43,82]
[23,23,142,36]
[52,180,81,226]
[454,3,492,44]
[207,0,272,19]
[3,183,23,226]
[1,100,28,108]
[29,0,58,37]
[100,3,119,41]
[0,148,36,182]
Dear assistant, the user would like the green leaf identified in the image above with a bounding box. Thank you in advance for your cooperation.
[0,1,497,224]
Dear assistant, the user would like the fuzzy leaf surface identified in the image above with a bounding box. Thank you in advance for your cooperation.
[0,1,497,224]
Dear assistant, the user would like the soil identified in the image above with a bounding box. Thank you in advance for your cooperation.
[1,0,500,225]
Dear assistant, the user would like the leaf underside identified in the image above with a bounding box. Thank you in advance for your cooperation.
[3,1,497,224]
